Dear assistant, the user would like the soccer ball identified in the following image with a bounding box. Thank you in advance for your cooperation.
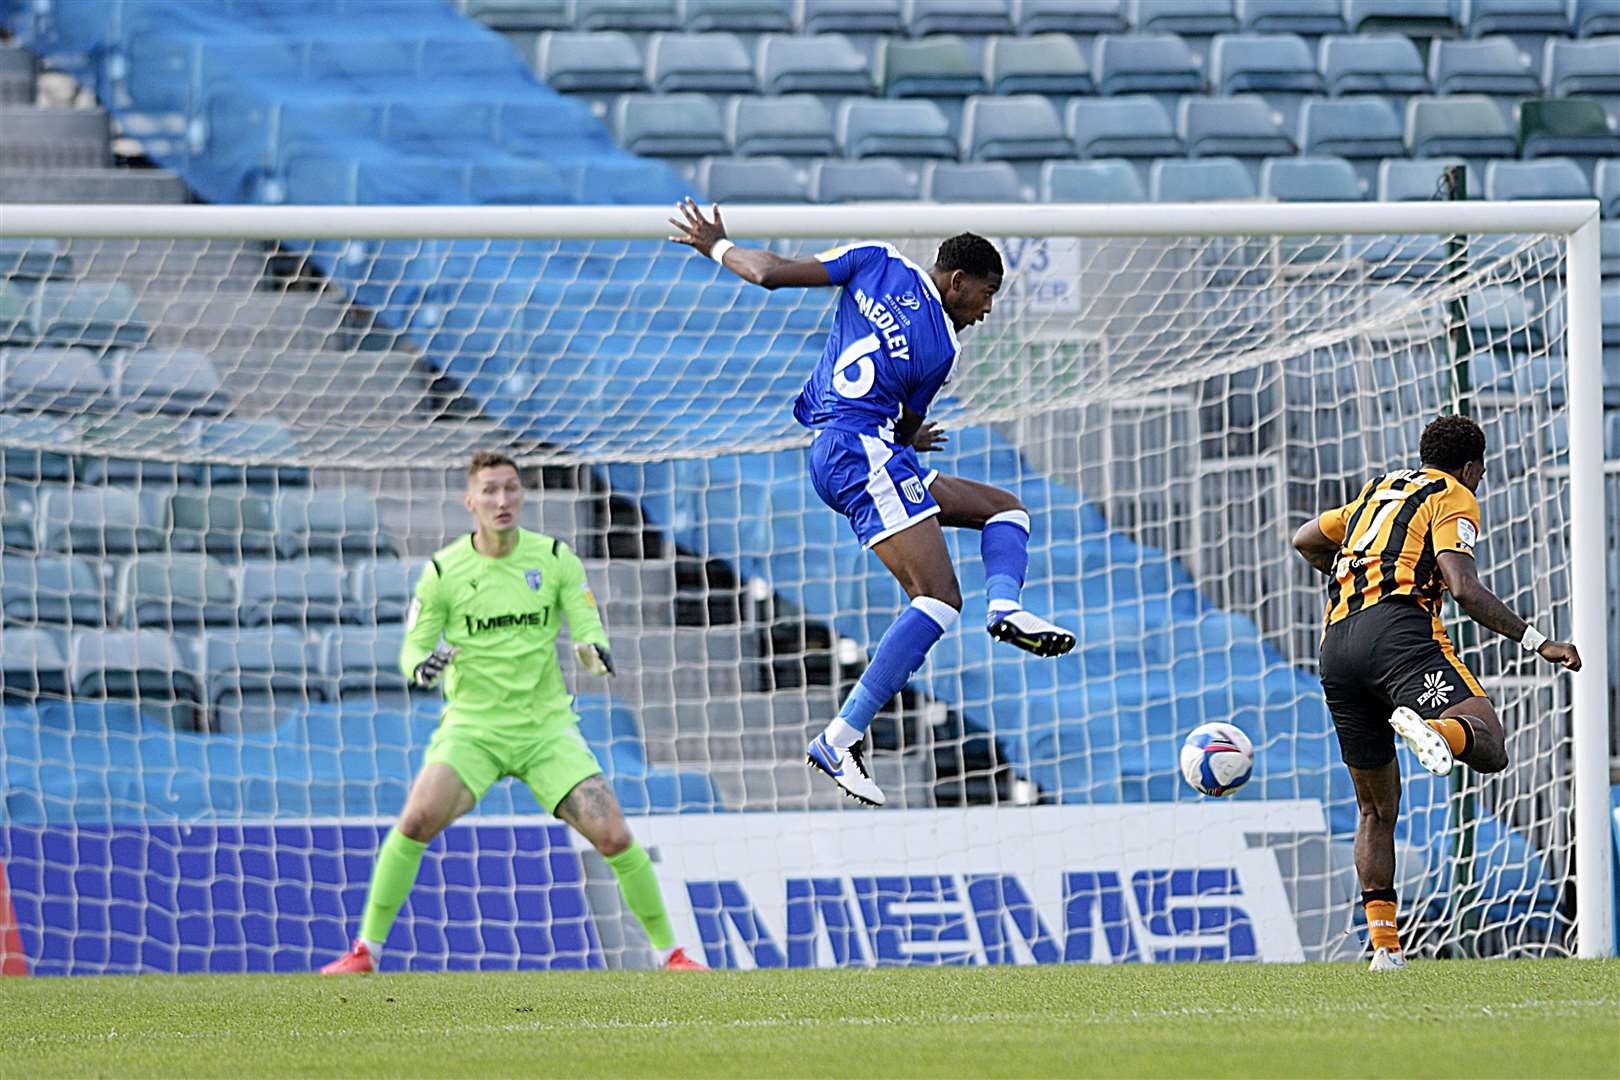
[1179,722,1255,797]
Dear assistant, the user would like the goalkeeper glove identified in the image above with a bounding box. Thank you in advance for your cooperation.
[574,642,615,677]
[412,645,458,688]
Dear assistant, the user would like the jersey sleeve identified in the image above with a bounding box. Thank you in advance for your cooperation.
[556,542,608,649]
[399,558,449,678]
[815,241,886,287]
[1430,485,1482,558]
[1317,478,1374,545]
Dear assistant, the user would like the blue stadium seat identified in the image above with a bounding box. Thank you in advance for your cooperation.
[876,36,985,97]
[1542,39,1620,96]
[110,349,225,417]
[1128,0,1238,34]
[646,32,756,93]
[0,237,70,280]
[983,33,1094,95]
[1235,0,1344,33]
[1040,159,1147,201]
[1177,95,1295,157]
[534,31,645,92]
[0,627,69,701]
[319,625,411,708]
[0,414,73,485]
[1260,156,1363,200]
[29,280,149,349]
[809,158,921,202]
[1209,33,1321,94]
[0,346,110,414]
[678,0,794,31]
[163,489,275,561]
[1298,97,1405,159]
[1319,34,1431,95]
[197,418,310,489]
[838,99,956,158]
[921,161,1026,202]
[1150,156,1257,200]
[1013,0,1127,33]
[574,0,679,30]
[68,628,202,729]
[36,485,165,557]
[904,0,1014,35]
[0,554,104,626]
[1601,220,1620,276]
[203,627,323,732]
[613,94,729,157]
[239,558,346,628]
[346,558,425,624]
[115,553,238,631]
[696,157,810,201]
[457,0,570,30]
[1066,96,1184,158]
[1378,156,1472,200]
[728,96,836,156]
[960,95,1072,160]
[274,489,396,559]
[1484,158,1592,199]
[1429,37,1541,95]
[1460,0,1570,35]
[1405,95,1517,157]
[755,33,871,95]
[1570,0,1620,36]
[1598,160,1620,217]
[1517,98,1620,158]
[1344,0,1459,35]
[798,0,904,34]
[1092,34,1204,95]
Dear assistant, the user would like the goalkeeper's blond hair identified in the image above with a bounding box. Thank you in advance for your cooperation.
[466,449,518,482]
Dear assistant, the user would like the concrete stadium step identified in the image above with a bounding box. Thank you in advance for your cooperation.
[209,348,435,422]
[56,238,261,285]
[0,167,186,203]
[147,290,348,353]
[0,106,109,171]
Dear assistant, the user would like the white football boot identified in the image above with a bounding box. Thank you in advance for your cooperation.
[1388,706,1454,776]
[988,609,1076,658]
[806,733,885,806]
[1368,947,1408,972]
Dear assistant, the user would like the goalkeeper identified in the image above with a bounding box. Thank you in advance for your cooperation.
[321,450,706,973]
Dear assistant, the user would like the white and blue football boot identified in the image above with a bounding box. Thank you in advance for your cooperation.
[1368,947,1408,972]
[806,733,885,806]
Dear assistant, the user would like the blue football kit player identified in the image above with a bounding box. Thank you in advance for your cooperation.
[670,199,1075,805]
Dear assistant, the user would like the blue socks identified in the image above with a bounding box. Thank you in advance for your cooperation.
[982,509,1030,627]
[823,596,960,750]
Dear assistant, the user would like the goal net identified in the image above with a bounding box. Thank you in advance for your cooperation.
[0,202,1608,974]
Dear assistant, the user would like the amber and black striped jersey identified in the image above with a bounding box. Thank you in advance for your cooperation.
[1317,466,1481,630]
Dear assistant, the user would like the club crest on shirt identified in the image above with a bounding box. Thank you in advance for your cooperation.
[525,569,543,591]
[901,476,926,504]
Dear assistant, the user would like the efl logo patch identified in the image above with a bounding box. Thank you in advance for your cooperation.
[1417,671,1454,710]
[525,569,543,591]
[1457,519,1478,550]
[901,476,926,504]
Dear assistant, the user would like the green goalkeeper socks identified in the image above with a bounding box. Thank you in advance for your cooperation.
[606,842,676,950]
[358,828,429,948]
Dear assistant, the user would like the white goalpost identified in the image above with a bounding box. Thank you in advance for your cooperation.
[0,200,1609,971]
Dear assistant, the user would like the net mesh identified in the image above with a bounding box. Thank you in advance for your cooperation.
[0,218,1581,971]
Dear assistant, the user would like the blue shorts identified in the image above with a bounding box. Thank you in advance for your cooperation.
[808,428,940,547]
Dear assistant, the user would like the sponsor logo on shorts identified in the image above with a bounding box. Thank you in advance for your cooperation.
[901,476,926,504]
[526,568,543,591]
[1417,671,1454,710]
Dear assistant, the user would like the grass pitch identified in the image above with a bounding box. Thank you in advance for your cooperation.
[2,959,1615,1079]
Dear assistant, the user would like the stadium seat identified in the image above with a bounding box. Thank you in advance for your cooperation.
[983,33,1094,95]
[69,628,203,730]
[838,99,956,158]
[0,483,36,549]
[28,280,148,349]
[960,95,1072,160]
[728,96,837,157]
[197,418,310,489]
[0,237,70,280]
[165,489,276,561]
[1378,156,1472,200]
[1209,33,1321,94]
[904,0,1014,35]
[1149,156,1257,200]
[457,0,570,30]
[678,0,794,31]
[0,346,109,414]
[798,0,904,34]
[1484,158,1592,199]
[809,158,921,202]
[534,32,646,93]
[1459,0,1570,35]
[1570,0,1620,36]
[115,553,238,631]
[319,625,412,707]
[1260,157,1364,201]
[1598,160,1620,217]
[1542,39,1620,96]
[73,414,202,487]
[1041,160,1147,202]
[573,0,679,30]
[646,32,756,93]
[239,558,347,628]
[346,558,425,624]
[1298,97,1405,159]
[1128,0,1238,34]
[876,36,985,97]
[921,161,1026,202]
[36,485,165,556]
[1319,34,1431,95]
[1092,34,1204,95]
[1600,220,1620,275]
[1013,0,1127,34]
[612,94,729,157]
[1177,96,1296,158]
[274,489,397,559]
[1429,37,1541,95]
[110,349,226,417]
[0,554,104,625]
[1066,96,1185,159]
[0,414,73,484]
[0,626,69,701]
[1344,0,1459,35]
[756,33,872,95]
[1517,98,1620,158]
[696,157,810,201]
[1235,0,1344,33]
[1405,95,1517,158]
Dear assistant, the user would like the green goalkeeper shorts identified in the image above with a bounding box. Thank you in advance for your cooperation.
[423,707,603,814]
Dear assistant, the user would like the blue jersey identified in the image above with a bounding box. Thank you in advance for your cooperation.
[791,242,960,440]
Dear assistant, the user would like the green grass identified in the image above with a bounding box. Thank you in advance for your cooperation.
[2,960,1616,1079]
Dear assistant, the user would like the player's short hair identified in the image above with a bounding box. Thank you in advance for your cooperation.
[934,233,1003,281]
[467,449,519,481]
[1419,414,1486,472]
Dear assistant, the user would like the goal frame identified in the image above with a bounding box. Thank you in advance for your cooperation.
[2,199,1610,960]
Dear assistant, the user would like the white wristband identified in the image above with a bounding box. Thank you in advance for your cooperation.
[709,238,735,265]
[1519,625,1547,654]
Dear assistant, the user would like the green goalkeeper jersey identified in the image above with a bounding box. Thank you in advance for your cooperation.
[399,529,608,721]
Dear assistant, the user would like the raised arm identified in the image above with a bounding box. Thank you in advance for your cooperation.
[1438,552,1582,670]
[668,198,831,290]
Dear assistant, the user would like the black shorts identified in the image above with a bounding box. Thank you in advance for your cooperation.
[1318,600,1487,769]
